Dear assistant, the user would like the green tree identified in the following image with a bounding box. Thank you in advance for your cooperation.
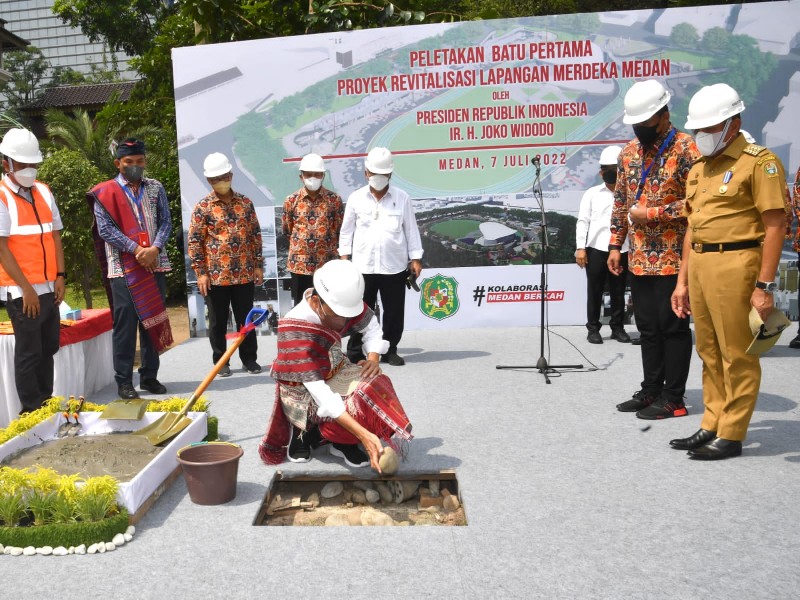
[0,47,50,119]
[670,23,699,48]
[36,149,104,307]
[45,109,122,177]
[702,26,731,53]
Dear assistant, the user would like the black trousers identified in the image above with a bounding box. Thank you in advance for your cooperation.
[630,274,692,402]
[206,282,258,365]
[6,291,60,413]
[110,273,167,386]
[347,270,407,361]
[289,272,314,306]
[585,247,627,332]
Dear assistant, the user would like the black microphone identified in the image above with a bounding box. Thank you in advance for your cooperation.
[533,154,541,172]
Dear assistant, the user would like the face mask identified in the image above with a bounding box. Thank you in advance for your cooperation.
[12,167,37,188]
[303,177,322,192]
[694,119,732,157]
[122,165,144,183]
[368,174,389,191]
[632,123,659,146]
[212,181,232,195]
[601,170,617,185]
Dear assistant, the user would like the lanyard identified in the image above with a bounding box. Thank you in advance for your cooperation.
[121,180,146,230]
[635,128,676,202]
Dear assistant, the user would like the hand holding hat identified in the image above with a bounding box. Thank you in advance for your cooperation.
[746,307,791,355]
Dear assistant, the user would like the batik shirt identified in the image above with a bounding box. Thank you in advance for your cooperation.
[188,190,262,286]
[609,128,700,276]
[282,186,343,276]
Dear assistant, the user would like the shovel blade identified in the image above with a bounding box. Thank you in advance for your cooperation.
[144,415,193,446]
[56,423,71,438]
[100,399,149,420]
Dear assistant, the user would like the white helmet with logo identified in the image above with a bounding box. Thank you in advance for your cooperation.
[0,128,43,164]
[299,153,326,173]
[599,145,623,166]
[203,152,233,178]
[364,147,394,174]
[622,80,671,125]
[684,84,745,130]
[313,260,365,317]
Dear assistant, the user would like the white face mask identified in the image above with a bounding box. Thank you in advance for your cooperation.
[12,166,37,188]
[695,119,731,157]
[303,177,322,192]
[368,174,389,191]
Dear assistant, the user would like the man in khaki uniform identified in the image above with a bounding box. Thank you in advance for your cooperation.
[670,84,788,460]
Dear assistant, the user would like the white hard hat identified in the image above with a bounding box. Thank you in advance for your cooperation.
[299,153,326,173]
[684,84,745,130]
[746,306,790,355]
[364,147,394,174]
[599,145,623,166]
[740,129,756,144]
[312,260,365,318]
[203,152,233,178]
[622,80,671,125]
[0,128,43,164]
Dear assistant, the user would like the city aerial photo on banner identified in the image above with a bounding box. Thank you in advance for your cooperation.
[173,1,800,330]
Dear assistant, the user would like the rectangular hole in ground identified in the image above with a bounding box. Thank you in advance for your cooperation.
[253,469,466,526]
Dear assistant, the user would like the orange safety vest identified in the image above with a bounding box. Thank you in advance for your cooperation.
[0,178,58,287]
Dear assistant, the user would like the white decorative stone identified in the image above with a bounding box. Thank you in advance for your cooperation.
[428,480,440,497]
[321,481,344,499]
[97,543,106,553]
[112,533,125,546]
[124,533,133,542]
[126,525,135,536]
[9,546,23,556]
[353,480,374,491]
[75,545,86,555]
[365,489,380,503]
[87,544,98,554]
[0,544,4,553]
[23,546,36,556]
[52,547,68,556]
[37,546,53,555]
[105,542,116,552]
[68,547,74,554]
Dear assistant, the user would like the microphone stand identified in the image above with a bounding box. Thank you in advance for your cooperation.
[496,156,583,383]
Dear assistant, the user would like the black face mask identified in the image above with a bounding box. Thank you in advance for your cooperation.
[601,169,617,185]
[632,123,660,146]
[122,165,144,183]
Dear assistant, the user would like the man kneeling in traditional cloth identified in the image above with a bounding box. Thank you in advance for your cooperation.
[259,259,412,471]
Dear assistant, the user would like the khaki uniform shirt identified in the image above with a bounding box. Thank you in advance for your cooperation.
[684,133,787,242]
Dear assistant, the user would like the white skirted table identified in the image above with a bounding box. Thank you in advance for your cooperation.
[0,308,114,428]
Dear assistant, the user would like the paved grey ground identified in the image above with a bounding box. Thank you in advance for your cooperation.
[3,324,799,599]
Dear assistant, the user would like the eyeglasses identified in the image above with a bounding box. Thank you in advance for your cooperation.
[208,172,232,183]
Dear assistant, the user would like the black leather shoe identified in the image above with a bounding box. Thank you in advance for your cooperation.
[587,331,603,344]
[789,334,800,349]
[610,329,631,343]
[140,379,167,394]
[670,428,716,450]
[631,336,642,346]
[381,352,405,366]
[118,383,139,399]
[687,437,742,460]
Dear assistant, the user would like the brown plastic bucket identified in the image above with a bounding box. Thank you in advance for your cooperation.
[177,442,243,505]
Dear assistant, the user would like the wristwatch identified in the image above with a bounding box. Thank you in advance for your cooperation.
[755,280,777,293]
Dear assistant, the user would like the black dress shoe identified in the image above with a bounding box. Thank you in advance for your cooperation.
[789,334,800,349]
[587,331,603,344]
[687,437,742,460]
[118,383,139,399]
[381,352,405,366]
[631,336,642,346]
[610,329,631,343]
[140,379,167,394]
[670,428,716,450]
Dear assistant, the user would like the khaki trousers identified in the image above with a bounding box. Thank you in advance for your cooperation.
[688,247,761,441]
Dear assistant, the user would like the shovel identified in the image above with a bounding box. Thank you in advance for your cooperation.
[57,396,75,438]
[99,398,150,420]
[67,397,85,437]
[133,307,268,446]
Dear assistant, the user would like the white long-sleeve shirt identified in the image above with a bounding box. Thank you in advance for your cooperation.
[338,184,423,274]
[575,183,629,253]
[284,289,389,419]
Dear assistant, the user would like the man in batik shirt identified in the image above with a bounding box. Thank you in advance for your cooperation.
[188,152,263,377]
[790,165,800,349]
[608,80,700,420]
[283,153,343,305]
